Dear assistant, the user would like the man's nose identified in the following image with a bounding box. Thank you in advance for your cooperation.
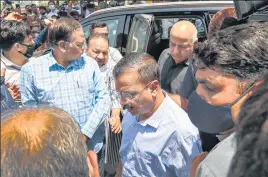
[120,96,128,106]
[98,53,105,60]
[30,39,35,45]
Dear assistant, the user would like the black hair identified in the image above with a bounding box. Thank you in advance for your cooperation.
[1,106,89,177]
[48,1,56,5]
[70,10,80,17]
[113,52,160,83]
[39,6,47,11]
[0,20,31,51]
[48,17,81,46]
[227,74,268,177]
[31,4,37,7]
[193,22,268,83]
[90,21,108,32]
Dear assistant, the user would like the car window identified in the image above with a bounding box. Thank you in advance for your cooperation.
[83,19,119,47]
[127,15,153,53]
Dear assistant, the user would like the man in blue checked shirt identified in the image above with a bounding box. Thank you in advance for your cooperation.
[113,52,202,177]
[20,17,111,157]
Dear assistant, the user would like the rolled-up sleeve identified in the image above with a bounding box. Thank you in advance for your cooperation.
[20,64,38,106]
[81,63,111,138]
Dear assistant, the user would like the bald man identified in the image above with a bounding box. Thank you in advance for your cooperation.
[158,20,198,95]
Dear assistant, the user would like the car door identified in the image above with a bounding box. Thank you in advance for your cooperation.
[234,0,268,19]
[126,14,154,54]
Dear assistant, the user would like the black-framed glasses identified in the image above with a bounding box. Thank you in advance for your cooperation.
[19,43,33,48]
[118,81,153,101]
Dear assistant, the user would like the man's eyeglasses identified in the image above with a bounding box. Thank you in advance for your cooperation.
[68,41,87,50]
[118,81,153,101]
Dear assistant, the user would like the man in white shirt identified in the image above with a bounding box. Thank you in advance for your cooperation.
[90,21,123,63]
[86,33,122,177]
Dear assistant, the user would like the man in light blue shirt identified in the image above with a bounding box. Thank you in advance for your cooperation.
[20,17,111,154]
[113,52,202,177]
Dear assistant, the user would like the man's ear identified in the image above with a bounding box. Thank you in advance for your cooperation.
[150,80,160,97]
[58,41,67,52]
[193,39,198,48]
[14,43,22,52]
[248,80,263,97]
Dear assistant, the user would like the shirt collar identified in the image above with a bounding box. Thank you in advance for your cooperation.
[47,50,81,68]
[100,59,112,72]
[138,92,169,129]
[1,52,23,70]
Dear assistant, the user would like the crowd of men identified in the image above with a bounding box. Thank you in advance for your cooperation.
[1,4,268,177]
[1,0,95,24]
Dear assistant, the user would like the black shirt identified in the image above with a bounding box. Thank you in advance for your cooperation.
[158,48,189,94]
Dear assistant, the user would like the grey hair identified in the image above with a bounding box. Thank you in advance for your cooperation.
[113,52,160,84]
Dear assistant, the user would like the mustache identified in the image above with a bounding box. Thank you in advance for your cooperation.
[123,104,130,110]
[170,53,187,57]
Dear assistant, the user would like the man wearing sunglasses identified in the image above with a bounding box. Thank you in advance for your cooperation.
[20,18,111,158]
[113,52,202,177]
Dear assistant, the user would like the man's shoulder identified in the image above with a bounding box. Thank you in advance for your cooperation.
[197,133,236,177]
[22,53,50,71]
[164,96,200,137]
[158,48,171,66]
[159,48,170,60]
[164,96,191,122]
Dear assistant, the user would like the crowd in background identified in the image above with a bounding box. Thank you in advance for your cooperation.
[1,0,96,23]
[1,1,268,177]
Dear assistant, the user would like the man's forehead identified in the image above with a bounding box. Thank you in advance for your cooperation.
[71,28,85,41]
[90,37,108,49]
[196,65,236,83]
[116,71,141,87]
[170,35,192,45]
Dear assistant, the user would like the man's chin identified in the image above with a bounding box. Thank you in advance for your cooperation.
[172,56,187,63]
[128,107,138,115]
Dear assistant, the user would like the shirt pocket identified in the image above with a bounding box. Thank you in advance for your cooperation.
[75,73,95,101]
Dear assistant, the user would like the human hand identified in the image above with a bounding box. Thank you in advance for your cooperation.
[87,150,100,177]
[109,116,121,133]
[83,134,88,143]
[44,18,56,28]
[4,12,22,21]
[190,152,208,177]
[5,82,20,100]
